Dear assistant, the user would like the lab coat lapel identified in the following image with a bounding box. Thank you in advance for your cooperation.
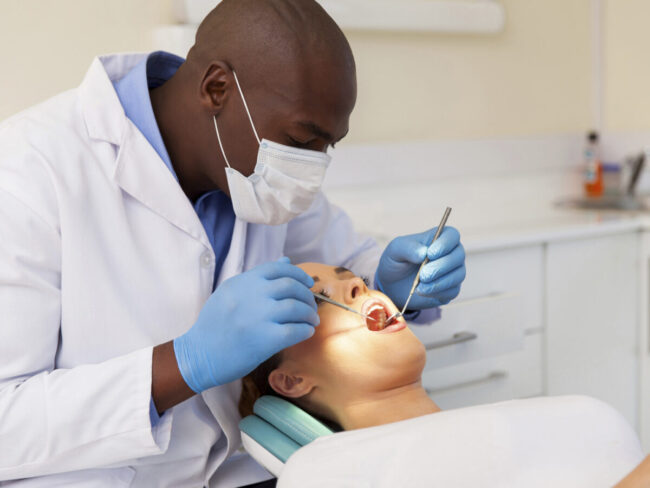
[214,219,287,287]
[79,54,211,249]
[215,217,248,286]
[202,382,245,463]
[113,121,211,248]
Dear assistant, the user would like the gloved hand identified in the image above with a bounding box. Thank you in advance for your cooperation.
[173,257,319,393]
[375,227,466,310]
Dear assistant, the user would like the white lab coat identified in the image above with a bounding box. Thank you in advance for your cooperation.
[0,53,381,487]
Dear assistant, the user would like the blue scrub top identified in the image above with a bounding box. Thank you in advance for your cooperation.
[113,51,235,291]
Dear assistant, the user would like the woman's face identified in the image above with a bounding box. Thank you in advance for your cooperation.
[268,263,427,421]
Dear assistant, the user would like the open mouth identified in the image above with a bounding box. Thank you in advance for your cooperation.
[361,298,393,331]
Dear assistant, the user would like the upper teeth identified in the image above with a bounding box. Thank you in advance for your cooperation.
[367,303,384,314]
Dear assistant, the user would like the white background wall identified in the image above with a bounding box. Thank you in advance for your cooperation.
[603,0,650,134]
[0,0,172,120]
[1,0,649,146]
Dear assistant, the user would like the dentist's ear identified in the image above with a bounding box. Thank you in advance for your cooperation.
[199,61,233,112]
[268,368,314,398]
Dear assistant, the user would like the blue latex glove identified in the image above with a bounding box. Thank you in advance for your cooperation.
[173,257,319,393]
[375,227,466,310]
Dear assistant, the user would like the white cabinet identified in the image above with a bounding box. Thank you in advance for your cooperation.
[415,293,524,370]
[417,244,544,409]
[421,232,642,429]
[638,231,650,449]
[422,333,543,410]
[457,245,544,332]
[545,233,639,428]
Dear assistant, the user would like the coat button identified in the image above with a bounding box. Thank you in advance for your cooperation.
[200,251,214,268]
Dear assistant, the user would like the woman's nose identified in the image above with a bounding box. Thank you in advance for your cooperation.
[343,277,369,304]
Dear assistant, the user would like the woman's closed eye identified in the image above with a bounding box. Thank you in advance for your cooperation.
[314,289,330,306]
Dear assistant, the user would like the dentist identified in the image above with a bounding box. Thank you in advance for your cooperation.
[0,0,465,487]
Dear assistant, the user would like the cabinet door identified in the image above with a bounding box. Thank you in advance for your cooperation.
[422,332,543,410]
[458,245,543,332]
[637,231,650,449]
[546,233,639,428]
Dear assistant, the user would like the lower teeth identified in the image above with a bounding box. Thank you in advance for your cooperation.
[374,310,387,330]
[365,308,391,331]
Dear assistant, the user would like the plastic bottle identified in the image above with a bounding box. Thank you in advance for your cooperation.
[583,131,603,198]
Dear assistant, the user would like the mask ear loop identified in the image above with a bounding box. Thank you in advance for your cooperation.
[213,116,232,169]
[232,70,261,145]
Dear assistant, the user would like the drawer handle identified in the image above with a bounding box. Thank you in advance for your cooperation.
[424,331,477,350]
[425,370,508,395]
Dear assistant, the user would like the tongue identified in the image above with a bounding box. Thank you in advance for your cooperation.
[367,308,387,331]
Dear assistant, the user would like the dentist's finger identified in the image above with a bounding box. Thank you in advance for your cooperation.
[259,258,315,288]
[419,245,465,283]
[426,227,461,261]
[273,323,317,350]
[416,266,466,297]
[385,235,428,265]
[272,298,320,326]
[268,277,318,309]
[433,285,462,306]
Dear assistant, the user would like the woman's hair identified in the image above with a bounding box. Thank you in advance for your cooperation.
[238,350,343,432]
[238,352,284,417]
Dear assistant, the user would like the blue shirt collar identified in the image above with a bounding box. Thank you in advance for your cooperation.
[113,51,184,181]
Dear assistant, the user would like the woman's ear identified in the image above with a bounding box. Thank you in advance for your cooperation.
[268,368,314,399]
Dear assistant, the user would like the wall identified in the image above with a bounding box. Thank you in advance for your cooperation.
[0,0,605,145]
[344,0,593,143]
[602,0,650,134]
[0,0,172,120]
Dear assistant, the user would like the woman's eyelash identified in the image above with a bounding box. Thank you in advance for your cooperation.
[361,276,370,286]
[314,289,330,305]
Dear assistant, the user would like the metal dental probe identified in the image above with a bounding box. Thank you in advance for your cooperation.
[384,206,453,326]
[312,292,378,322]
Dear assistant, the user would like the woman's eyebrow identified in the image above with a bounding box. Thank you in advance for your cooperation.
[334,266,354,277]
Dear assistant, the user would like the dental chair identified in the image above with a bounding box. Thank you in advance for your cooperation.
[241,395,645,487]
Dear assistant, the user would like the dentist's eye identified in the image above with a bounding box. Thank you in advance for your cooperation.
[287,136,311,148]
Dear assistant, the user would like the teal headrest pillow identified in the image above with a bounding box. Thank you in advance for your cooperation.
[239,396,334,463]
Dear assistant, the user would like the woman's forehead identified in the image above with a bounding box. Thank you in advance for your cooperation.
[297,262,355,283]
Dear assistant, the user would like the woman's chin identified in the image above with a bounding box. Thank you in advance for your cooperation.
[375,336,427,379]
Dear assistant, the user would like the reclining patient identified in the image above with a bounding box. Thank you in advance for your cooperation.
[239,262,437,429]
[239,263,649,487]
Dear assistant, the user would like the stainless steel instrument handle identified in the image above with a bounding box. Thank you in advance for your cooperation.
[424,331,477,350]
[425,370,508,395]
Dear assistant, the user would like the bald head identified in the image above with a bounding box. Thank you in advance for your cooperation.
[188,0,355,91]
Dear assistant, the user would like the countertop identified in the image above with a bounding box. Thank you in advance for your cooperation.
[324,168,650,253]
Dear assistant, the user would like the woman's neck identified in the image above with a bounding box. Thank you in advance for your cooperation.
[336,381,440,430]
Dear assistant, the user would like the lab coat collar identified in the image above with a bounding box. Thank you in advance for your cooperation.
[78,54,212,249]
[80,54,146,145]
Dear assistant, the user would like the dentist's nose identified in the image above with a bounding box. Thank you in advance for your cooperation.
[344,277,369,304]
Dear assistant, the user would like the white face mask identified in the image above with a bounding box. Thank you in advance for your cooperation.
[213,71,331,225]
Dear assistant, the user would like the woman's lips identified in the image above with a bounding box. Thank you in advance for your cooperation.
[361,297,405,332]
[376,320,407,334]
